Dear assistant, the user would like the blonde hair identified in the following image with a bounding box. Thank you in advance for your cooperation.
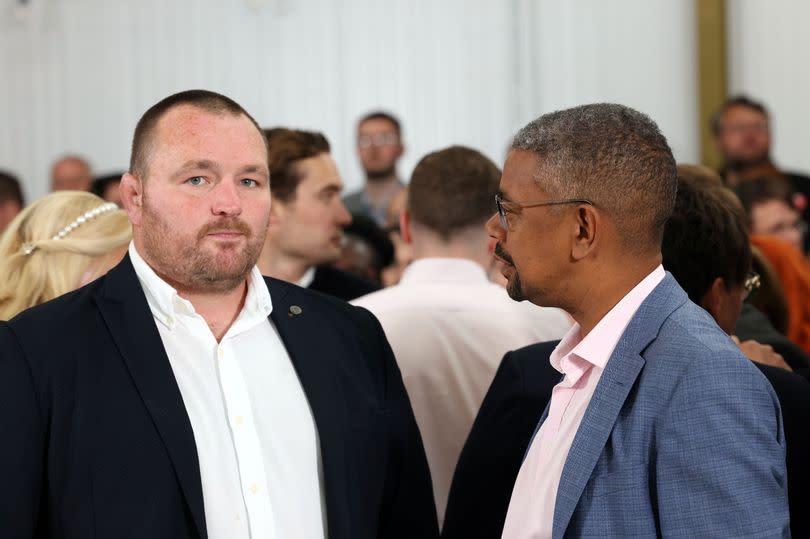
[0,191,132,320]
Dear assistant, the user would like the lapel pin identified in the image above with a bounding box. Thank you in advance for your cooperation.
[289,305,303,317]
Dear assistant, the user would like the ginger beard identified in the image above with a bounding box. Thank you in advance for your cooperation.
[139,189,268,294]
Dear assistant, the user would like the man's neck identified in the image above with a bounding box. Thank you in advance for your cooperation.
[178,281,248,342]
[565,255,662,337]
[256,244,312,284]
[410,228,491,270]
[364,175,401,208]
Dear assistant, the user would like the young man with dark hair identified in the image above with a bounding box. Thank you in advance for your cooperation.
[0,90,438,538]
[353,145,570,526]
[258,127,379,300]
[343,111,405,225]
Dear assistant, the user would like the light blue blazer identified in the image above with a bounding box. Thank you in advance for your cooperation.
[534,273,790,538]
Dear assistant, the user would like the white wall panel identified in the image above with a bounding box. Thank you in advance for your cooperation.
[1,0,698,202]
[728,0,810,176]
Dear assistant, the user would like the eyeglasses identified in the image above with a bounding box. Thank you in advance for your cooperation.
[358,133,400,148]
[743,271,761,302]
[494,193,593,230]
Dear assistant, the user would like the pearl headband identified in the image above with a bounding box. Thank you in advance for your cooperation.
[21,202,119,256]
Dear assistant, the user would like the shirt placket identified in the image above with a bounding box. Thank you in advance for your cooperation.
[216,337,275,537]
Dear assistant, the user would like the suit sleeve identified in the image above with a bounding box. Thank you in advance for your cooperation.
[442,351,531,539]
[655,349,790,537]
[363,310,440,539]
[0,322,46,537]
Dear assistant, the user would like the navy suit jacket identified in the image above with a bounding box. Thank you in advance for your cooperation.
[0,256,438,538]
[445,274,790,538]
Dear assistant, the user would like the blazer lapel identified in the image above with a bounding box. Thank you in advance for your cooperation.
[266,279,353,538]
[94,256,207,539]
[552,274,687,538]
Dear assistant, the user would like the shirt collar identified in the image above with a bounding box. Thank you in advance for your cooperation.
[296,266,316,288]
[398,258,490,285]
[128,242,273,331]
[550,265,666,375]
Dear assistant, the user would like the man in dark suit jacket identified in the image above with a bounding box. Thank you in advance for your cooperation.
[0,90,437,538]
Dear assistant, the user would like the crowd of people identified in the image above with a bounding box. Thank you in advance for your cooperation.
[1,90,809,538]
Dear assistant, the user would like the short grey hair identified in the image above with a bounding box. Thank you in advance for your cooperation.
[512,103,677,251]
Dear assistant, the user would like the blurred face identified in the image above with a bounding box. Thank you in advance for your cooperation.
[357,118,403,180]
[485,150,572,306]
[714,105,771,168]
[52,158,93,192]
[750,199,805,251]
[124,105,271,293]
[272,153,352,266]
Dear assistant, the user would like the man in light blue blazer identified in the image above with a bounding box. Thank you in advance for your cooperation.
[486,103,789,538]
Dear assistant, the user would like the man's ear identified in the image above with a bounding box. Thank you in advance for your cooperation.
[699,277,725,321]
[268,196,286,226]
[400,209,413,245]
[570,204,600,261]
[119,173,143,226]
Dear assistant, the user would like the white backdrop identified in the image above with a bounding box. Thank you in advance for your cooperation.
[1,0,698,202]
[728,0,810,177]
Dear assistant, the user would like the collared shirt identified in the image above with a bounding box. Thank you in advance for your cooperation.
[352,257,571,526]
[129,243,326,539]
[296,266,316,289]
[501,265,665,539]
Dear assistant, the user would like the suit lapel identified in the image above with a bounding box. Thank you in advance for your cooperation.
[94,256,207,539]
[266,279,353,538]
[552,274,686,538]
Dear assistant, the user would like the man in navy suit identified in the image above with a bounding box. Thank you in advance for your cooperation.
[0,90,438,538]
[485,104,788,538]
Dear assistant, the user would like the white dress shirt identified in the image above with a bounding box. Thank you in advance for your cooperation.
[352,257,571,526]
[129,243,326,539]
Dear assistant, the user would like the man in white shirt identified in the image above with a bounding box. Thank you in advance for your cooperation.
[0,90,438,539]
[353,146,571,526]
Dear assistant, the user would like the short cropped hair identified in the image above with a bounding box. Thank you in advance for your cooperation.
[512,103,677,252]
[662,166,751,303]
[357,111,402,137]
[0,169,24,207]
[130,89,266,178]
[710,95,769,136]
[408,145,501,240]
[264,128,330,203]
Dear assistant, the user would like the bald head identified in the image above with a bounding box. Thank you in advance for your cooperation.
[51,156,92,192]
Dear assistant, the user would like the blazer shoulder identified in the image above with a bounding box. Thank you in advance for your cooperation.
[7,277,107,337]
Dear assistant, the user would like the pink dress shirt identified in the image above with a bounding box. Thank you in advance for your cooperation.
[501,265,665,539]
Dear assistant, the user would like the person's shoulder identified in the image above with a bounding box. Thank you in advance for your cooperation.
[264,275,377,325]
[6,277,106,337]
[310,265,380,301]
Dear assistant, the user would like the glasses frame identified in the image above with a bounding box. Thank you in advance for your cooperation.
[743,271,761,303]
[494,193,594,230]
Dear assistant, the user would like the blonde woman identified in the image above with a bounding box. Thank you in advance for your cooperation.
[0,190,131,320]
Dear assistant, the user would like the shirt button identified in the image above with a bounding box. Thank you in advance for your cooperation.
[217,347,224,359]
[235,415,244,425]
[249,483,259,495]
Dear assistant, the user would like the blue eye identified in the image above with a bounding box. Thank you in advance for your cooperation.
[187,176,205,186]
[241,178,259,187]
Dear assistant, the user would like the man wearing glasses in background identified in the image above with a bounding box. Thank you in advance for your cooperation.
[480,103,788,538]
[343,111,406,226]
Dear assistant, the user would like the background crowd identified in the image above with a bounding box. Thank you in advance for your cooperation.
[1,91,810,537]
